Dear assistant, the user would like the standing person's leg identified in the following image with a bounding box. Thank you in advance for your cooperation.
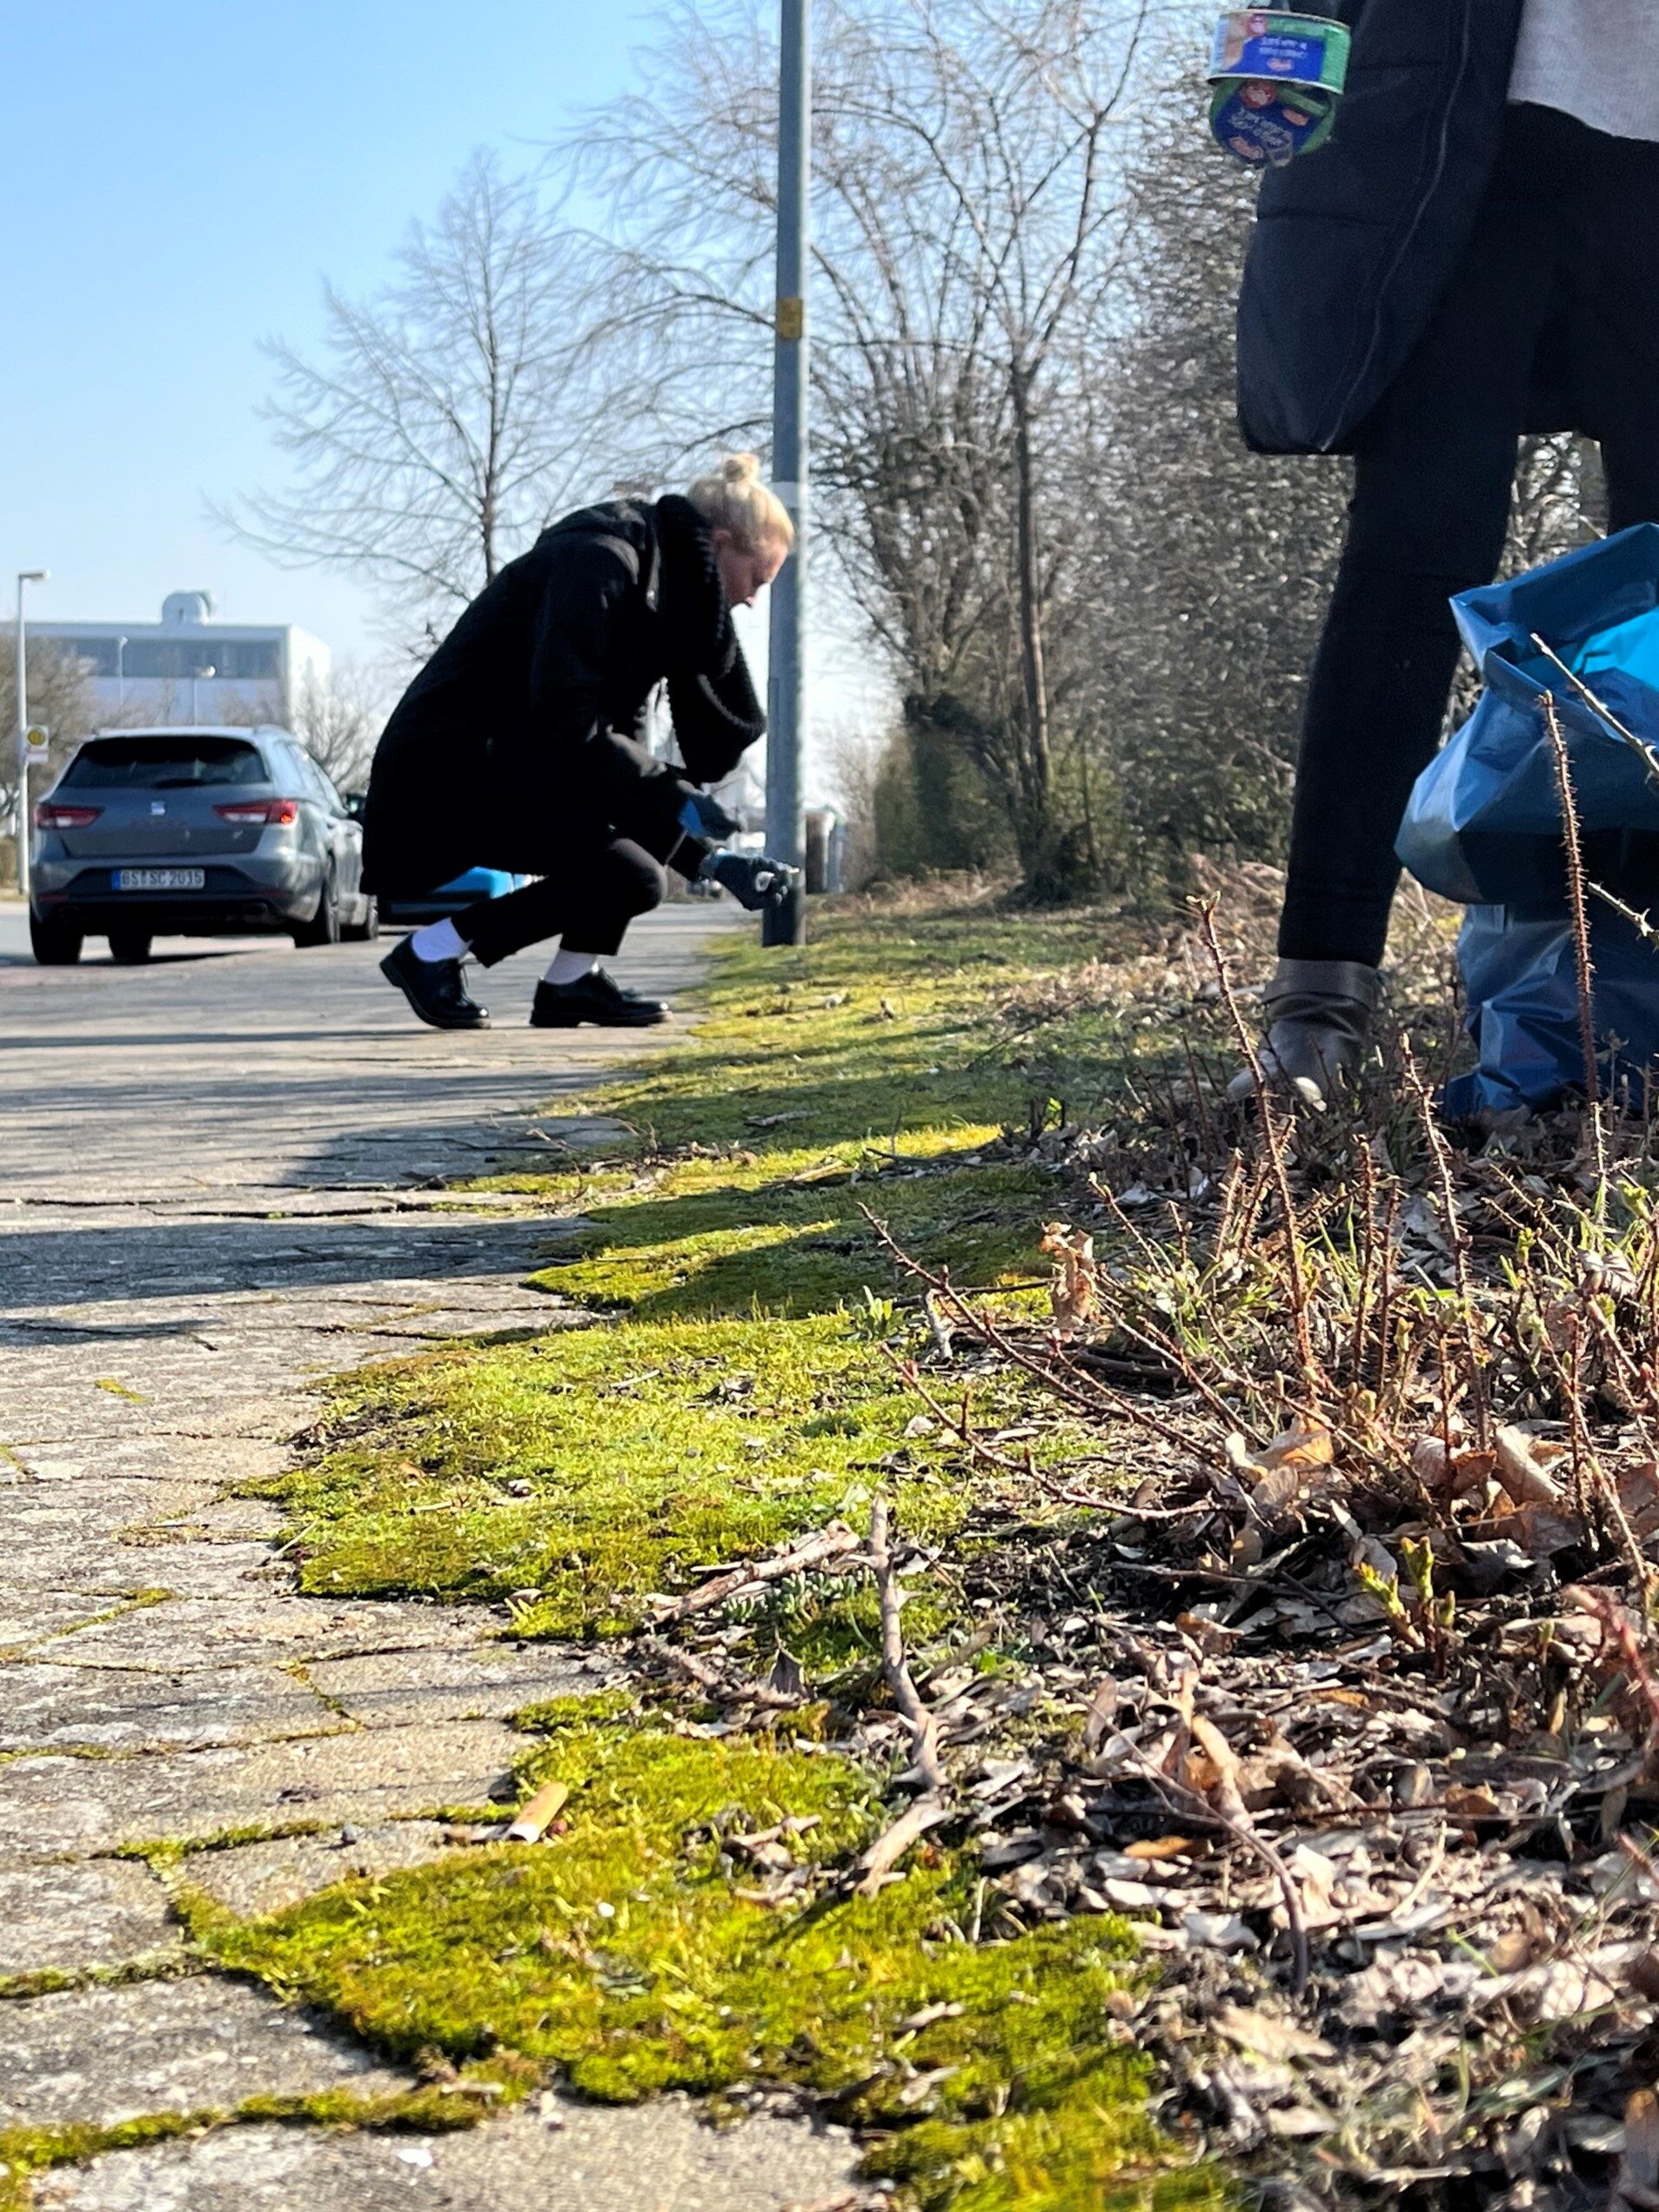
[1253,112,1562,1098]
[1578,131,1659,534]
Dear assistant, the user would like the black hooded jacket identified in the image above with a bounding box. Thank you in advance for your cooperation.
[361,494,765,897]
[1237,0,1541,455]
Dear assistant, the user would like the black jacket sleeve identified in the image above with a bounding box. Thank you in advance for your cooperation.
[525,536,709,870]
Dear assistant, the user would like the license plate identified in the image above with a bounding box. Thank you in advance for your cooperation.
[114,868,205,891]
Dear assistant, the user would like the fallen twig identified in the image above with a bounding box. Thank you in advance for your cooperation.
[651,1521,864,1621]
[868,1494,949,1794]
[850,1793,952,1899]
[634,1635,802,1711]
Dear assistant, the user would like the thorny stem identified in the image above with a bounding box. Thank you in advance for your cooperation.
[1401,1042,1493,1451]
[1195,901,1320,1386]
[1542,690,1609,1192]
[880,1349,1115,1512]
[1587,878,1659,945]
[1531,631,1659,794]
[862,1208,1240,1458]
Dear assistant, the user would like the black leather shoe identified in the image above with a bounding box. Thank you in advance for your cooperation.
[530,968,666,1028]
[379,935,490,1029]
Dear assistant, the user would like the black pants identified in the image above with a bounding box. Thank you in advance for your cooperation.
[457,837,666,967]
[1280,104,1659,966]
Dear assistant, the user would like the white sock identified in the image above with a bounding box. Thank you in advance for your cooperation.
[410,917,468,964]
[545,948,597,987]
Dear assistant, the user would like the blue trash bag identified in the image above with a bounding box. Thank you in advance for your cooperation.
[1441,902,1659,1122]
[1397,523,1659,906]
[1395,525,1659,1117]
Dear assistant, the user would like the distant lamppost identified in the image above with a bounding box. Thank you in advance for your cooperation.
[190,663,216,725]
[115,634,130,711]
[15,568,49,905]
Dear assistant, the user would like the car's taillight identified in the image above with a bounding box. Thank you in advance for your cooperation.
[213,799,299,825]
[34,801,102,829]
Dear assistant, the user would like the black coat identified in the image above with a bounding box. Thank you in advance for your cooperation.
[1237,0,1536,455]
[362,495,764,897]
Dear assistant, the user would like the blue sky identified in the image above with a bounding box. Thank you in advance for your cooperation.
[0,0,646,674]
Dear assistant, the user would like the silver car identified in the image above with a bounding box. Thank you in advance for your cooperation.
[29,726,375,965]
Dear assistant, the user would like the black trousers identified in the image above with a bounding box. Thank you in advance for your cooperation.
[1279,104,1659,966]
[457,837,666,967]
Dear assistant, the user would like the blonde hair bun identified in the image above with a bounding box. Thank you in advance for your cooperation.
[686,452,795,553]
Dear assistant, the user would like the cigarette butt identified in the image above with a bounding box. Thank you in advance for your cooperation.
[505,1780,569,1843]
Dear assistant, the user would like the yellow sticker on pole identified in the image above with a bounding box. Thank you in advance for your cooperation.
[776,296,805,341]
[24,726,49,754]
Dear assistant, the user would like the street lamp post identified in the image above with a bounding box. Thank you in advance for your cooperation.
[116,634,129,712]
[191,663,216,725]
[15,569,49,907]
[763,0,810,948]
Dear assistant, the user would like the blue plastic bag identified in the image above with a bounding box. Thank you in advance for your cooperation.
[1441,903,1659,1122]
[1395,525,1659,1116]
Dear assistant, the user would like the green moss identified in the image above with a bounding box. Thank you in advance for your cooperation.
[529,1138,1049,1322]
[262,1313,1065,1638]
[117,1819,332,1870]
[0,2081,492,2204]
[226,897,1216,2209]
[492,898,1147,1164]
[191,1715,1208,2209]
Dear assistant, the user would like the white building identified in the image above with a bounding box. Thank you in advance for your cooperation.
[32,592,329,728]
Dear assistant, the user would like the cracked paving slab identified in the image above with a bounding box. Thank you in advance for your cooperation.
[0,908,831,2202]
[0,1979,412,2128]
[29,2101,865,2211]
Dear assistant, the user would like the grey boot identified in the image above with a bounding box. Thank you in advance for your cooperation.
[1228,959,1381,1107]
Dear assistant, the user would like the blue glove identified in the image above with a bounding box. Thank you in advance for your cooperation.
[679,790,742,841]
[704,849,797,910]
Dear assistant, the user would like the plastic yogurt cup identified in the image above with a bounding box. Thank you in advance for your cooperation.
[1207,10,1351,166]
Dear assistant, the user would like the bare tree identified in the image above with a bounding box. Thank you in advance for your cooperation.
[1,642,97,887]
[218,152,613,645]
[290,661,385,790]
[578,0,1166,896]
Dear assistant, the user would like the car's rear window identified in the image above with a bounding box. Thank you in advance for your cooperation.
[61,737,269,790]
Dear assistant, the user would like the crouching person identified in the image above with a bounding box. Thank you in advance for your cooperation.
[363,453,794,1030]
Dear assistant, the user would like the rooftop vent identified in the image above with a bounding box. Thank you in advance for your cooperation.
[160,591,216,628]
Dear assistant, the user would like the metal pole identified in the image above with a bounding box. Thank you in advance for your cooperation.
[763,0,809,948]
[15,572,46,905]
[15,589,26,904]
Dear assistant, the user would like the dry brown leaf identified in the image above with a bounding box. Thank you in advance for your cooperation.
[1251,1465,1315,1522]
[1040,1223,1098,1337]
[1616,2088,1659,2209]
[1177,1610,1241,1653]
[1445,1783,1504,1822]
[1125,1834,1196,1862]
[1490,1498,1583,1558]
[1495,1425,1565,1509]
[1081,1677,1120,1753]
[1214,2005,1335,2062]
[1410,1438,1495,1498]
[1620,1460,1659,1538]
[1189,1714,1251,1826]
[1411,1436,1451,1490]
[1450,1448,1499,1497]
[1252,1422,1334,1474]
